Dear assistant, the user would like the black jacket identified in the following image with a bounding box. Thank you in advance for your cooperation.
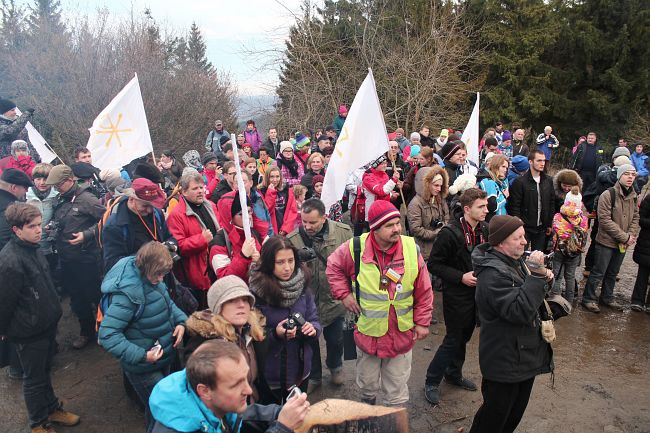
[101,197,174,272]
[571,142,604,174]
[52,183,105,263]
[428,217,488,329]
[633,194,650,268]
[471,243,553,383]
[508,170,555,230]
[210,179,233,204]
[0,237,62,342]
[0,188,17,251]
[300,168,326,198]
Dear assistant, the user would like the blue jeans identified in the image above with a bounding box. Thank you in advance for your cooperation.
[123,366,170,433]
[582,243,625,304]
[425,326,475,386]
[309,316,344,382]
[15,334,60,428]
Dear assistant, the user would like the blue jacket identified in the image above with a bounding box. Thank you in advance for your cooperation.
[98,256,187,374]
[479,177,509,216]
[631,152,649,177]
[150,370,291,433]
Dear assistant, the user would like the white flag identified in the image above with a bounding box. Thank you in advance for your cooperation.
[321,69,389,211]
[14,108,58,163]
[87,74,153,170]
[461,92,480,166]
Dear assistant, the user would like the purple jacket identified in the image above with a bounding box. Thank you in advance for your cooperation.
[244,129,263,154]
[256,290,321,390]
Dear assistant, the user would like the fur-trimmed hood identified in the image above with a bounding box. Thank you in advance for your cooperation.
[553,169,583,200]
[185,309,266,343]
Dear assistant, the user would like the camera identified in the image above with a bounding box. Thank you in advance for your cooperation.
[163,240,181,263]
[297,247,317,262]
[431,219,444,229]
[44,220,60,242]
[524,251,554,268]
[283,312,306,332]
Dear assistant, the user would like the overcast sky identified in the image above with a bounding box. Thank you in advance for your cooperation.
[47,0,304,96]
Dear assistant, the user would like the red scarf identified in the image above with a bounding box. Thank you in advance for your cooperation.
[369,231,400,269]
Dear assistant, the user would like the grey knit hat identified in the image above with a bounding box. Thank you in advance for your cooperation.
[612,146,630,160]
[617,163,636,180]
[11,140,28,157]
[207,275,255,315]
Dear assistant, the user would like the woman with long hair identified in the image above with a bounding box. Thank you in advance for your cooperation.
[300,152,326,197]
[274,141,305,187]
[248,236,321,403]
[407,166,450,262]
[478,154,510,219]
[403,146,438,205]
[259,166,298,236]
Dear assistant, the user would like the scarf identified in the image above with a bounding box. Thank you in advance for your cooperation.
[275,268,305,308]
[277,155,299,177]
[32,186,51,201]
[368,230,399,269]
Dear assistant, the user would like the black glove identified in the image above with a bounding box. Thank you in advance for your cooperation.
[24,108,35,115]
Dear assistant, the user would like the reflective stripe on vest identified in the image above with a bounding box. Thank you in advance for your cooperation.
[350,233,418,337]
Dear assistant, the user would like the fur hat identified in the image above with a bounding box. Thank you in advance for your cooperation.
[10,140,28,157]
[555,169,581,187]
[207,275,255,315]
[612,146,631,160]
[448,173,477,195]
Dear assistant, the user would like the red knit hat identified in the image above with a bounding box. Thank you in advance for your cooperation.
[368,200,400,231]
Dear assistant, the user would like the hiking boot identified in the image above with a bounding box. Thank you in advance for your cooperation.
[601,300,624,311]
[329,369,344,386]
[582,302,600,313]
[48,409,80,426]
[445,376,478,391]
[360,397,376,405]
[31,424,56,433]
[430,317,438,325]
[582,270,590,279]
[306,380,321,394]
[424,384,440,405]
[71,335,89,350]
[630,303,644,312]
[645,306,650,314]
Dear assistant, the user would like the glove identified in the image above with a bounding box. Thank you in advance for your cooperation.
[24,108,35,115]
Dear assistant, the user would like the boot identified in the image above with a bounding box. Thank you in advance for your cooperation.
[48,409,80,426]
[329,369,344,386]
[71,335,89,350]
[31,424,56,433]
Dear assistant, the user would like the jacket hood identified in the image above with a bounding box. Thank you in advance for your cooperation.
[185,309,265,342]
[101,256,158,305]
[553,169,583,199]
[149,370,238,433]
[471,243,520,281]
[511,155,530,172]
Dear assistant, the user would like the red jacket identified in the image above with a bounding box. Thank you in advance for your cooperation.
[362,169,396,219]
[203,168,219,197]
[167,196,220,291]
[326,235,433,358]
[6,155,36,178]
[260,186,297,235]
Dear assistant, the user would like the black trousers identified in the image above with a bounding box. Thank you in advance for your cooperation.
[524,227,547,252]
[61,260,102,337]
[425,326,474,385]
[631,264,650,306]
[469,377,535,433]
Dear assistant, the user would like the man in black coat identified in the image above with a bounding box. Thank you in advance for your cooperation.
[0,168,33,250]
[469,215,554,433]
[507,150,555,251]
[424,188,489,405]
[0,203,80,432]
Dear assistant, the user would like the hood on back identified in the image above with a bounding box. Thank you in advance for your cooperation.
[470,242,519,281]
[100,256,148,304]
[150,370,237,433]
[511,155,529,172]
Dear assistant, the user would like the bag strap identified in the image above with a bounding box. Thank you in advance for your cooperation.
[353,236,361,305]
[543,299,554,320]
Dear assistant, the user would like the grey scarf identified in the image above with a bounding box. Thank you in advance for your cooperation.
[276,269,305,308]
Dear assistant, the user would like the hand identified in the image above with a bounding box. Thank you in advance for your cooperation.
[250,248,260,262]
[268,183,276,191]
[172,325,185,348]
[202,229,213,243]
[545,227,553,236]
[544,268,554,282]
[277,392,309,430]
[396,180,404,189]
[341,293,361,315]
[68,232,84,245]
[276,319,297,340]
[390,191,399,200]
[526,251,547,276]
[413,325,429,341]
[24,108,35,115]
[392,172,400,182]
[241,238,257,258]
[503,188,509,198]
[627,235,637,246]
[301,321,317,337]
[215,166,223,176]
[461,271,477,287]
[145,346,163,363]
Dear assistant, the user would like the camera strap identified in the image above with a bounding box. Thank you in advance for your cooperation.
[298,226,328,266]
[280,332,305,403]
[353,236,361,307]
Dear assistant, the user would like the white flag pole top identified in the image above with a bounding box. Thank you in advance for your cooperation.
[461,92,480,166]
[321,68,390,211]
[86,73,154,170]
[231,133,252,240]
[14,108,60,163]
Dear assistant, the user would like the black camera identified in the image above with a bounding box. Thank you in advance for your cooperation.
[283,312,306,331]
[163,240,181,263]
[431,219,444,229]
[44,220,60,242]
[524,251,554,268]
[297,247,317,262]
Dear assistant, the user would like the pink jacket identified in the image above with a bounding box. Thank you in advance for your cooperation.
[362,169,396,220]
[326,235,433,358]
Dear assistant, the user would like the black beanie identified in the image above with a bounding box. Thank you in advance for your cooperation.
[0,98,16,114]
[440,140,462,161]
[484,137,498,148]
[133,162,164,184]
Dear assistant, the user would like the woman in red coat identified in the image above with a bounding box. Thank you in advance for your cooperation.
[362,153,401,220]
[259,166,297,236]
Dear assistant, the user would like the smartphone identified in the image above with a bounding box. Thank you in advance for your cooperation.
[287,385,302,400]
[151,340,162,353]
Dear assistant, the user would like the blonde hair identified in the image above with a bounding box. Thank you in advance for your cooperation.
[32,163,53,179]
[488,154,509,181]
[293,184,307,199]
[262,166,285,191]
[135,241,173,279]
[307,152,324,170]
[422,165,449,202]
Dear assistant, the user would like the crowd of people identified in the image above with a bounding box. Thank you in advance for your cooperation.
[0,96,649,433]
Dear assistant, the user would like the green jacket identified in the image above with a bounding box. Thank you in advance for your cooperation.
[287,220,352,327]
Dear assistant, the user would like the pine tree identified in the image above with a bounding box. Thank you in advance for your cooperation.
[186,22,213,73]
[26,0,65,35]
[0,0,26,49]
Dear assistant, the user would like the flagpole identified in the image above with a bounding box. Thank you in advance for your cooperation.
[231,133,251,240]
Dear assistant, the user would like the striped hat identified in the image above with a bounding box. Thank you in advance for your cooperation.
[368,200,400,231]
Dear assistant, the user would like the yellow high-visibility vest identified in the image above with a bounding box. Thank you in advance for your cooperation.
[350,233,418,337]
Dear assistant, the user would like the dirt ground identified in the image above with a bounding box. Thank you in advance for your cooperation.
[1,247,649,433]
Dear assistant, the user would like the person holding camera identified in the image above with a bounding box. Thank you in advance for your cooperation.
[423,188,489,405]
[327,200,433,406]
[286,198,352,391]
[469,215,554,433]
[150,339,310,433]
[98,241,187,433]
[248,235,321,404]
[407,165,450,262]
[45,164,105,349]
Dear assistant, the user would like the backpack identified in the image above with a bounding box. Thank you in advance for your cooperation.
[591,187,616,233]
[350,186,366,223]
[555,215,588,258]
[95,293,145,333]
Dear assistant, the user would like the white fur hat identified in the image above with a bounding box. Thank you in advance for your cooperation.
[564,190,582,207]
[449,173,477,195]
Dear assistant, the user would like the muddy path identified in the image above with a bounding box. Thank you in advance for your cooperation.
[1,248,649,433]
